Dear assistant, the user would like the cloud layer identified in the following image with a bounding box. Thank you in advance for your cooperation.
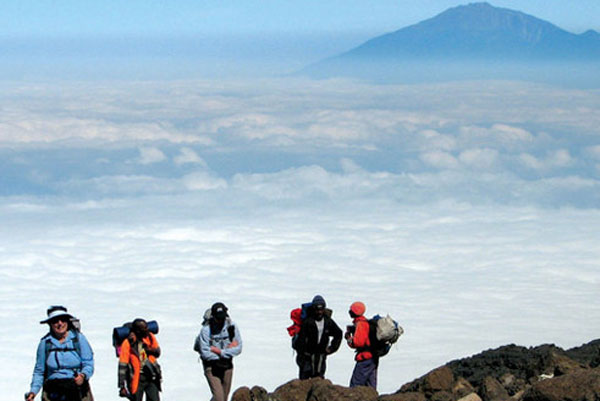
[1,78,599,400]
[1,80,599,207]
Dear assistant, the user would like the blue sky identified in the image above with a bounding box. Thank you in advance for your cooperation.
[3,0,599,80]
[2,0,599,37]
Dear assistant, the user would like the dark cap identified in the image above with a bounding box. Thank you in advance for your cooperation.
[211,302,228,320]
[312,295,326,310]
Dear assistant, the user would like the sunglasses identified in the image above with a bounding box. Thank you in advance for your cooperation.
[49,317,69,324]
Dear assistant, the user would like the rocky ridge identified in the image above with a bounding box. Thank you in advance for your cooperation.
[232,339,600,401]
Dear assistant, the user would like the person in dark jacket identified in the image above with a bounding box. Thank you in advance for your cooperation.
[293,295,343,379]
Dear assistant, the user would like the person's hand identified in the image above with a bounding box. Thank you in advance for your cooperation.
[344,331,352,340]
[119,387,129,398]
[227,340,239,348]
[74,373,85,386]
[326,346,333,355]
[25,392,35,401]
[210,346,222,355]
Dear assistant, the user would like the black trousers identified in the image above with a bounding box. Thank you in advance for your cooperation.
[297,353,327,379]
[132,374,160,401]
[42,379,93,401]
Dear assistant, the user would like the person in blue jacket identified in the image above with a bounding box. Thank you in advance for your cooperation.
[194,302,242,401]
[25,306,94,401]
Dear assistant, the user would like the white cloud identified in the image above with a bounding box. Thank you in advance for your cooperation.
[458,124,535,151]
[550,149,572,167]
[3,79,600,400]
[61,174,179,195]
[585,145,600,160]
[3,200,600,400]
[458,148,499,169]
[0,115,208,146]
[519,153,544,170]
[340,158,362,173]
[519,149,573,170]
[420,151,459,169]
[490,124,535,143]
[138,147,166,164]
[182,171,228,191]
[174,147,207,166]
[418,129,457,151]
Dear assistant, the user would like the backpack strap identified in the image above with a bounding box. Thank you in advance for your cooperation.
[43,332,83,379]
[227,324,236,341]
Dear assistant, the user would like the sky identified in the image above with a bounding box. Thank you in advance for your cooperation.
[2,0,599,37]
[1,1,600,401]
[2,0,600,80]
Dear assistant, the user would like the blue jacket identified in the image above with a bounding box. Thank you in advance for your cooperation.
[29,330,94,394]
[196,319,242,362]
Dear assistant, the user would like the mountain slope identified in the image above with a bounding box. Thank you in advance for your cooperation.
[344,2,600,60]
[302,2,600,84]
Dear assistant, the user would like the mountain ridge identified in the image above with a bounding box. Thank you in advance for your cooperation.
[302,2,600,84]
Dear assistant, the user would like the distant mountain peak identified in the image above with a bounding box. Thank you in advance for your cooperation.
[335,2,600,60]
[413,1,561,41]
[301,2,600,85]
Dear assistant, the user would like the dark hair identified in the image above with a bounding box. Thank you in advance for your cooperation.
[132,318,148,334]
[47,305,68,315]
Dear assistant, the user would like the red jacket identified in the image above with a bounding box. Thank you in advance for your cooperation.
[348,316,373,361]
[287,308,302,337]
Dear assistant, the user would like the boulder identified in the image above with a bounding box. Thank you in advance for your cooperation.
[453,377,476,399]
[480,376,509,401]
[307,381,378,401]
[269,377,378,401]
[274,378,322,401]
[379,391,427,401]
[509,390,525,401]
[522,367,600,401]
[498,373,527,396]
[430,391,454,401]
[424,367,456,394]
[232,385,272,401]
[400,366,455,396]
[456,393,483,401]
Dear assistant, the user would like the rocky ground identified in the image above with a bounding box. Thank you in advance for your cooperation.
[231,339,600,401]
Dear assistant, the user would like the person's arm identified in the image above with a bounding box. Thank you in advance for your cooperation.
[118,340,130,389]
[144,334,161,358]
[327,319,343,353]
[28,339,46,396]
[221,324,242,358]
[77,333,94,380]
[199,327,218,361]
[295,321,309,353]
[350,320,370,348]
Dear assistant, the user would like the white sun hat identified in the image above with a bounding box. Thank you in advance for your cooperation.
[40,305,74,324]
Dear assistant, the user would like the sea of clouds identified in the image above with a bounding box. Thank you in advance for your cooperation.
[1,78,599,400]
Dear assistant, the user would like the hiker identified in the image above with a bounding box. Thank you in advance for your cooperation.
[195,302,242,401]
[345,301,378,389]
[293,295,343,379]
[118,318,162,401]
[25,305,94,401]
